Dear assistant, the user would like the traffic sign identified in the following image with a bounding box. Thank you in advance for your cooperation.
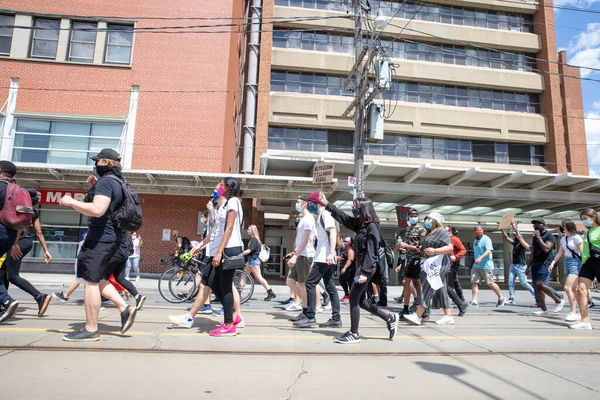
[348,176,356,188]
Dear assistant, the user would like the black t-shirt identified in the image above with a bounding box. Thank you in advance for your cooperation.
[0,178,8,210]
[86,174,124,243]
[512,238,527,265]
[248,237,260,258]
[531,230,555,263]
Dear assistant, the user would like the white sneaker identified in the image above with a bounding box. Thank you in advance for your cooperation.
[506,298,515,305]
[403,313,422,326]
[436,315,455,325]
[125,277,130,281]
[569,321,592,330]
[469,301,479,307]
[324,303,332,310]
[315,306,324,313]
[565,312,581,322]
[553,299,566,313]
[285,303,303,312]
[135,276,140,282]
[169,314,194,328]
[279,300,294,309]
[533,309,547,315]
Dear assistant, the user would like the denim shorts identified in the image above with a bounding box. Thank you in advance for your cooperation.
[248,256,261,267]
[564,257,582,276]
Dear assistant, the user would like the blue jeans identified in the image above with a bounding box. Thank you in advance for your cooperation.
[564,258,582,276]
[508,264,535,298]
[531,262,560,303]
[126,256,140,279]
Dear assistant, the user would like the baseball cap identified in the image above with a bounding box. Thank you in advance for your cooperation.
[90,148,121,162]
[0,160,17,177]
[307,191,323,205]
[408,208,419,216]
[531,219,546,225]
[298,194,309,202]
[427,212,444,224]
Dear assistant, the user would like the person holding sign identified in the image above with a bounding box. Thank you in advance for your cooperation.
[500,221,536,306]
[403,213,455,326]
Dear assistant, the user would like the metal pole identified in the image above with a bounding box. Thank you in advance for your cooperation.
[353,0,365,199]
[242,0,261,173]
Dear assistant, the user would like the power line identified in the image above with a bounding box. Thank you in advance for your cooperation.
[488,0,600,14]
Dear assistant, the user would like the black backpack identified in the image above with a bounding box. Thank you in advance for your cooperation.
[105,175,144,231]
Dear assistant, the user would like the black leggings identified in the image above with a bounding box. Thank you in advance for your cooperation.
[212,266,235,324]
[2,236,40,300]
[339,266,354,296]
[350,278,390,333]
[112,258,139,297]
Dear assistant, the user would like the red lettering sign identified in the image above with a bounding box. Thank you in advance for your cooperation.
[39,190,87,205]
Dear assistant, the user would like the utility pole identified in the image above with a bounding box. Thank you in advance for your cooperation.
[353,0,365,199]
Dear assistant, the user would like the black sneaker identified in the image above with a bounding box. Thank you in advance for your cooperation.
[63,328,100,342]
[322,292,330,308]
[318,318,342,328]
[288,312,304,322]
[120,305,138,334]
[0,299,19,323]
[458,302,469,317]
[37,294,51,317]
[334,330,361,344]
[387,313,398,340]
[279,297,294,305]
[589,300,596,308]
[264,291,277,301]
[293,317,316,328]
[52,292,69,302]
[394,296,404,304]
[135,295,147,311]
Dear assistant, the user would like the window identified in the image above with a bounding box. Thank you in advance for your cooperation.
[105,25,133,64]
[12,119,123,165]
[69,22,97,63]
[31,19,60,59]
[0,14,14,56]
[508,143,531,165]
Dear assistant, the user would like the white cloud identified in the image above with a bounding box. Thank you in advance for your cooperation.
[567,22,600,78]
[554,0,600,9]
[586,102,600,174]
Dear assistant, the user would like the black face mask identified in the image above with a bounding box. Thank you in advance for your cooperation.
[95,164,111,177]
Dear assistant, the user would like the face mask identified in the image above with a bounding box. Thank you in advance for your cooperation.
[352,207,361,217]
[583,219,593,228]
[341,242,347,249]
[308,204,318,213]
[409,217,418,225]
[132,235,137,240]
[95,164,110,177]
[295,203,303,213]
[559,226,565,234]
[424,220,432,229]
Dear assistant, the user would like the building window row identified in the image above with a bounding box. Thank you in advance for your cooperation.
[274,0,534,33]
[268,126,546,166]
[0,13,133,65]
[12,119,124,166]
[273,30,537,72]
[270,71,541,113]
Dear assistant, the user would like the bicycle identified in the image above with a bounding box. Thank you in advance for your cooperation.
[158,255,255,304]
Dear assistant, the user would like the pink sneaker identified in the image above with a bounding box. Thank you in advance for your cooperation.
[209,323,237,337]
[234,314,245,328]
[342,295,349,303]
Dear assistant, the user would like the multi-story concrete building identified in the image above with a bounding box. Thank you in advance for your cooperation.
[252,0,600,281]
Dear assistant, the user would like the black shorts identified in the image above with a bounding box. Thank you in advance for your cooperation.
[77,240,120,284]
[579,256,600,282]
[404,258,422,280]
[200,256,213,286]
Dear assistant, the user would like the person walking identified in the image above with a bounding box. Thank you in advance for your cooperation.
[526,219,565,315]
[1,189,53,317]
[470,226,506,307]
[445,225,468,316]
[53,233,87,303]
[403,213,456,325]
[500,221,536,305]
[398,209,425,316]
[548,219,583,322]
[294,191,341,328]
[58,149,137,341]
[570,208,600,329]
[318,192,398,344]
[338,237,356,302]
[244,224,276,301]
[126,232,142,281]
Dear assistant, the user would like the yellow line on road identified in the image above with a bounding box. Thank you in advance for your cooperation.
[1,327,598,340]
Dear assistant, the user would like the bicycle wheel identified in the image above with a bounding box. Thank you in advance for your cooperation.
[158,267,196,303]
[234,269,254,305]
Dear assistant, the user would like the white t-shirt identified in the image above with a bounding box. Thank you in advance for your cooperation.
[561,235,583,258]
[224,197,244,250]
[130,237,141,258]
[295,213,316,258]
[209,205,227,257]
[314,210,336,263]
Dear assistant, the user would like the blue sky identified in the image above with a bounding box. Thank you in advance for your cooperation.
[554,3,600,175]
